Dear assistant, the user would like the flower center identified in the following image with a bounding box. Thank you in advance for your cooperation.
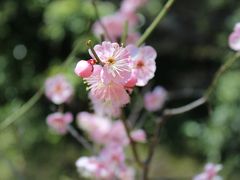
[106,57,116,65]
[136,60,144,68]
[54,84,62,93]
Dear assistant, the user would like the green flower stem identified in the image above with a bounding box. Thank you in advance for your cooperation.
[0,88,43,130]
[205,52,240,99]
[136,0,175,47]
[67,125,95,153]
[86,40,102,63]
[142,52,240,179]
[0,40,82,130]
[121,21,129,47]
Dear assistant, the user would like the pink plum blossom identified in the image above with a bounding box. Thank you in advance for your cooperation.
[121,0,148,13]
[229,22,240,51]
[45,74,73,105]
[193,163,223,180]
[89,92,122,118]
[46,112,73,134]
[126,32,140,45]
[90,41,131,84]
[118,166,135,180]
[75,156,109,179]
[99,145,125,167]
[124,72,137,88]
[92,12,138,42]
[130,129,146,143]
[84,65,130,108]
[144,86,167,111]
[93,13,125,42]
[106,120,129,146]
[126,44,157,86]
[74,60,94,78]
[77,112,112,144]
[76,145,133,180]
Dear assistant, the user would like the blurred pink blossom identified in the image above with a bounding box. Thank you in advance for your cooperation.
[126,44,157,86]
[130,129,146,143]
[229,22,240,51]
[144,86,167,112]
[106,120,129,146]
[77,112,112,144]
[121,0,148,13]
[45,74,73,105]
[75,156,110,179]
[92,12,139,42]
[76,145,134,180]
[126,32,140,45]
[193,163,223,180]
[46,112,73,134]
[89,92,122,118]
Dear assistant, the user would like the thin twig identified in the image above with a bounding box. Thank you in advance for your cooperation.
[67,125,95,153]
[143,117,164,180]
[0,39,82,130]
[136,0,175,47]
[205,52,240,98]
[121,118,143,168]
[142,52,240,179]
[91,0,113,42]
[0,88,43,130]
[163,97,206,116]
[86,40,102,63]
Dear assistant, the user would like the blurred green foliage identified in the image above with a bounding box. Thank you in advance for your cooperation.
[1,0,240,179]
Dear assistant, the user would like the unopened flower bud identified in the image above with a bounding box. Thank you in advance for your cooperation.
[75,60,94,78]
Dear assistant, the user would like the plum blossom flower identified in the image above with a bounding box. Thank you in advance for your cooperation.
[84,65,130,108]
[126,44,157,86]
[77,112,112,144]
[90,41,131,84]
[193,163,223,180]
[45,74,73,105]
[229,22,240,51]
[106,120,129,146]
[92,12,139,42]
[126,32,140,45]
[89,92,122,118]
[46,112,73,134]
[76,145,133,180]
[121,0,148,13]
[76,156,111,179]
[118,166,135,180]
[130,129,146,143]
[93,13,125,42]
[144,86,167,111]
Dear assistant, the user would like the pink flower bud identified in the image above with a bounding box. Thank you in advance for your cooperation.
[75,60,94,78]
[130,129,146,143]
[124,73,137,88]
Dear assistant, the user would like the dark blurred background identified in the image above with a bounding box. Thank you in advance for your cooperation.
[1,0,240,179]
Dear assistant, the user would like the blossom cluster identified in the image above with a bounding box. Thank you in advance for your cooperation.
[76,112,146,179]
[75,41,157,117]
